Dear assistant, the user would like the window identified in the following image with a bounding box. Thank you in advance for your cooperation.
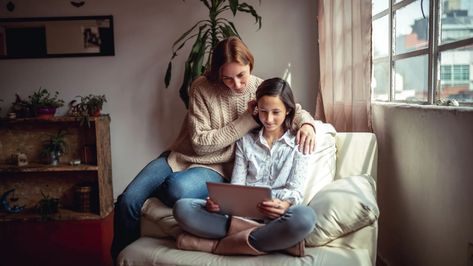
[371,0,473,105]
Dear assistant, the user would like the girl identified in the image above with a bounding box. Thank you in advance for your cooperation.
[173,78,316,256]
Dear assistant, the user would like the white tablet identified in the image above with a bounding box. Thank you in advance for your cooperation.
[206,182,272,219]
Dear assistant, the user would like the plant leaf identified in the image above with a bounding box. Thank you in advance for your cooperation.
[179,60,192,108]
[164,61,172,88]
[237,3,262,29]
[172,20,206,49]
[179,28,205,108]
[192,33,207,78]
[199,0,210,9]
[229,0,238,15]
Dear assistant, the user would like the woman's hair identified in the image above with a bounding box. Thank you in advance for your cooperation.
[205,36,254,82]
[255,77,296,132]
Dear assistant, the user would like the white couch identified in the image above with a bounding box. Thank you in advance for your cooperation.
[118,132,379,266]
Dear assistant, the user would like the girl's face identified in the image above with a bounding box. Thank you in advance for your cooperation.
[220,62,250,93]
[257,95,287,135]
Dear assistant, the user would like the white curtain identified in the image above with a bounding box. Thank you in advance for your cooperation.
[315,0,372,132]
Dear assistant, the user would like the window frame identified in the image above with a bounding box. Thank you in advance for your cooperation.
[372,0,473,106]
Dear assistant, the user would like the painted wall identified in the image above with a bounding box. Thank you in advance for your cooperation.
[372,103,473,266]
[0,0,318,198]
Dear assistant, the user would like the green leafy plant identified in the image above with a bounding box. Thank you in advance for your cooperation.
[10,88,65,118]
[68,94,107,127]
[164,0,262,108]
[28,87,65,109]
[41,129,67,165]
[36,190,60,220]
[10,94,34,118]
[76,94,107,115]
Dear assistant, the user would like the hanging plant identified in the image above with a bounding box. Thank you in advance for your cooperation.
[164,0,262,108]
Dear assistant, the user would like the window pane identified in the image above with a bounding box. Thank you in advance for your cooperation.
[393,55,428,101]
[373,0,389,16]
[394,0,430,55]
[372,60,390,101]
[373,15,390,59]
[438,45,473,102]
[439,0,473,44]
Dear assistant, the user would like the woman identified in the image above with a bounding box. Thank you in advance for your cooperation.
[111,37,317,259]
[173,78,316,256]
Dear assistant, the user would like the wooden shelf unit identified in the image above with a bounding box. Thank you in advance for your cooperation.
[0,163,99,172]
[0,115,113,221]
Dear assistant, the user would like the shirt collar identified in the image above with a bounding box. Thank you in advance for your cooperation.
[256,128,295,148]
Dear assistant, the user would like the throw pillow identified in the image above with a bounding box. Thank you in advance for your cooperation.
[305,175,380,246]
[301,123,337,205]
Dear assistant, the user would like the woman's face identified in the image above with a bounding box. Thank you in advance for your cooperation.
[257,95,287,135]
[220,62,250,93]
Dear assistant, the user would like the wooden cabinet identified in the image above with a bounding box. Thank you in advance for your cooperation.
[0,115,113,221]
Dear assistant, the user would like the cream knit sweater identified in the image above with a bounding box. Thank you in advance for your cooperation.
[167,75,315,179]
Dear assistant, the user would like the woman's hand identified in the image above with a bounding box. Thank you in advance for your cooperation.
[257,199,291,220]
[247,100,257,114]
[205,197,220,212]
[296,124,316,155]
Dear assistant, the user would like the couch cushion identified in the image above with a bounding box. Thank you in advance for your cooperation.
[118,237,372,266]
[141,198,181,238]
[305,175,379,246]
[301,131,336,205]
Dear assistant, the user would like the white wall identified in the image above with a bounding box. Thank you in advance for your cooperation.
[372,103,473,266]
[0,0,318,198]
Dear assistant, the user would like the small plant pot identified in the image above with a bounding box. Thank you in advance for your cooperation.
[50,151,61,165]
[37,197,60,220]
[36,107,56,119]
[89,108,101,117]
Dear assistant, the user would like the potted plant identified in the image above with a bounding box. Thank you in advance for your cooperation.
[41,129,67,165]
[28,87,65,119]
[77,94,107,117]
[164,0,262,108]
[36,190,60,220]
[10,94,33,118]
[68,94,107,127]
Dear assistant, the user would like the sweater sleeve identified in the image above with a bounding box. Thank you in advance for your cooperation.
[292,104,316,131]
[188,83,258,156]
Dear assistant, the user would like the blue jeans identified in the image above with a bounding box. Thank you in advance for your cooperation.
[173,198,316,252]
[111,153,224,259]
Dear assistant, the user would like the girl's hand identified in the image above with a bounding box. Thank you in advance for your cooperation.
[205,197,220,212]
[257,199,291,220]
[296,124,316,155]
